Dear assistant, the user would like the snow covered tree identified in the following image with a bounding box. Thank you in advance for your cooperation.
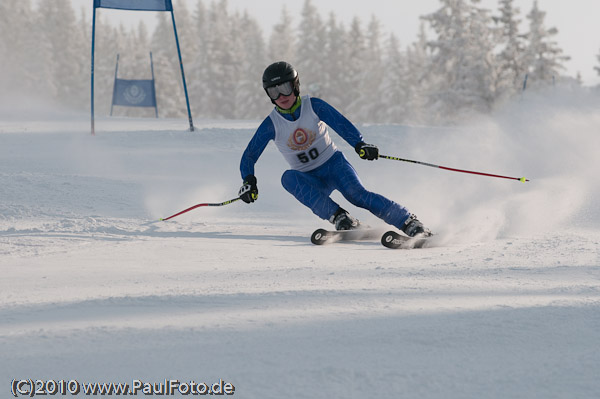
[35,0,85,108]
[231,11,267,118]
[295,0,327,97]
[268,7,296,64]
[379,33,410,123]
[189,0,208,118]
[321,13,348,108]
[7,3,24,75]
[133,22,151,75]
[493,0,527,99]
[343,17,368,120]
[10,0,578,122]
[404,23,432,124]
[2,0,42,96]
[0,3,8,66]
[202,0,238,118]
[421,0,499,121]
[358,16,386,122]
[76,8,92,109]
[522,0,569,88]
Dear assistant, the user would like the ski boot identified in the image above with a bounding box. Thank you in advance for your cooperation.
[401,214,431,237]
[330,208,360,231]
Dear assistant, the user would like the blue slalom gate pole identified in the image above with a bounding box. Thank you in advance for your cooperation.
[91,6,97,135]
[110,54,120,116]
[170,9,194,131]
[150,52,158,118]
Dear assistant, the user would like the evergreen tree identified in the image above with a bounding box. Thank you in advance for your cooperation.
[31,2,59,98]
[75,7,92,111]
[236,11,268,118]
[12,1,42,96]
[343,17,367,120]
[405,23,431,124]
[134,22,151,75]
[0,3,8,70]
[421,0,499,121]
[37,0,86,109]
[359,16,385,122]
[189,0,208,118]
[522,0,570,88]
[268,7,296,64]
[8,0,580,122]
[203,0,237,118]
[321,13,348,107]
[380,33,410,123]
[295,0,327,97]
[494,0,527,99]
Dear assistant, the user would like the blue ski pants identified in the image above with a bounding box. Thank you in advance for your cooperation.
[281,151,411,229]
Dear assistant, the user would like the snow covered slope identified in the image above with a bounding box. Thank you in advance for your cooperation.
[1,91,599,398]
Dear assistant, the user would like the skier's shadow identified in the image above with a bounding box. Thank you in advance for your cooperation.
[140,221,309,244]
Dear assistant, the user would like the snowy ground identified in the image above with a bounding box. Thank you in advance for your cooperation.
[1,92,599,398]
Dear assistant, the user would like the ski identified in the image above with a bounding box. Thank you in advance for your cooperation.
[381,230,430,249]
[310,228,380,245]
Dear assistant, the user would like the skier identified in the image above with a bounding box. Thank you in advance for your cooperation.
[238,61,430,237]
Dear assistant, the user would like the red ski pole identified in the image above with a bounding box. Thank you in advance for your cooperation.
[379,155,529,182]
[160,197,241,221]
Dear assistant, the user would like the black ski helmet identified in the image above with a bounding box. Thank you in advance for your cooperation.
[262,61,300,101]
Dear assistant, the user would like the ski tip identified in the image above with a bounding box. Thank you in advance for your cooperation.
[311,228,330,245]
[520,177,529,182]
[159,218,165,221]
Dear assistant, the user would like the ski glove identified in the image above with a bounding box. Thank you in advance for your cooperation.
[239,174,258,203]
[355,142,379,160]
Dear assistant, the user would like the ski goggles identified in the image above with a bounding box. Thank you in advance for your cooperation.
[265,81,294,100]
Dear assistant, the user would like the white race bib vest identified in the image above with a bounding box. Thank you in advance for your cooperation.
[269,95,337,172]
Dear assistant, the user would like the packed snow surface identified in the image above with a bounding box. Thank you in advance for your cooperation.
[1,92,599,398]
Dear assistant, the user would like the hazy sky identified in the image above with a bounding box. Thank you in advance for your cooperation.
[73,0,600,85]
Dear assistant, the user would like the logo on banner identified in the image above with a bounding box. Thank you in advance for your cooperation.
[123,84,147,105]
[287,128,316,151]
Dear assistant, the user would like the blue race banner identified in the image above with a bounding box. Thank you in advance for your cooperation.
[94,0,172,11]
[112,79,157,107]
